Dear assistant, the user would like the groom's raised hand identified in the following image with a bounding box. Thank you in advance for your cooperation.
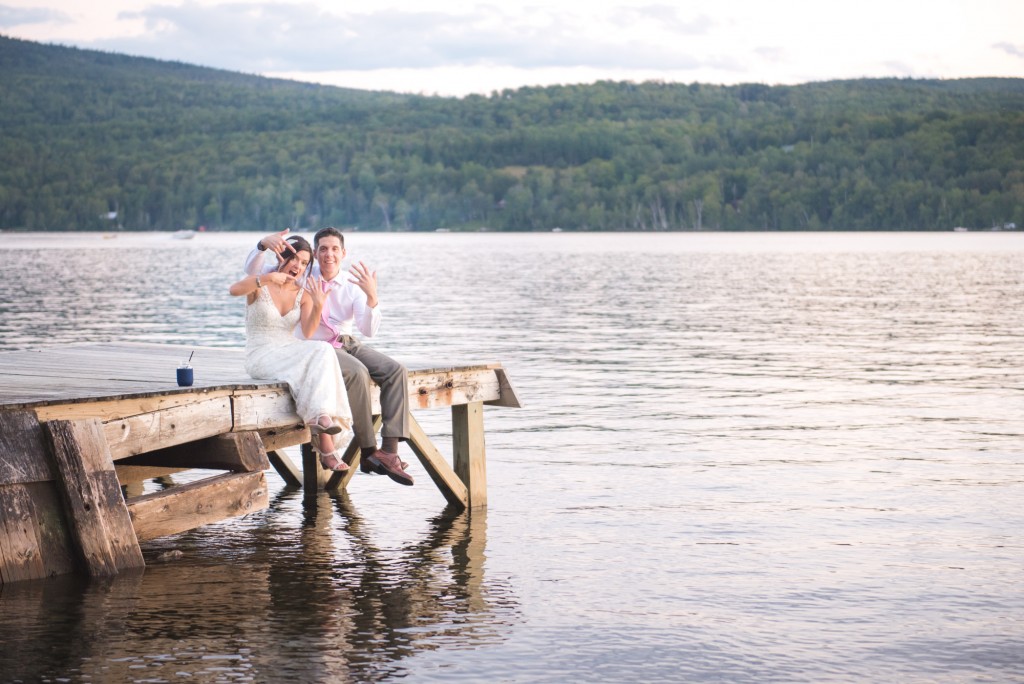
[348,261,378,308]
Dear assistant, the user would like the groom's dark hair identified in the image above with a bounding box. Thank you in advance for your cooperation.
[313,226,345,250]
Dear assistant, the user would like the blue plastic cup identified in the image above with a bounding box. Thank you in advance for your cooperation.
[176,365,194,387]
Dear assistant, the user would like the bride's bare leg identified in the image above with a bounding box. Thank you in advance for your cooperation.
[319,432,334,453]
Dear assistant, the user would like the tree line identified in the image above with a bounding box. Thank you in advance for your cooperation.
[1,34,1022,232]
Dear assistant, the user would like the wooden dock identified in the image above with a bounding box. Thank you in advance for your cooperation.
[0,342,519,584]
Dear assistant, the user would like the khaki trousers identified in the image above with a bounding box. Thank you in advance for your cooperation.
[334,335,409,450]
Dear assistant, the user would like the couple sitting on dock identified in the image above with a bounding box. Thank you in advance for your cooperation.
[229,227,413,486]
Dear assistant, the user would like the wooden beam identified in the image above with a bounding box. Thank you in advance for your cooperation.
[258,424,310,452]
[453,402,487,509]
[327,416,382,491]
[232,389,301,432]
[485,366,522,408]
[267,450,302,488]
[43,419,145,575]
[0,410,54,486]
[31,389,235,423]
[408,368,502,410]
[406,414,468,510]
[0,482,77,584]
[23,481,77,579]
[301,442,328,496]
[103,396,233,460]
[128,471,268,542]
[0,483,46,582]
[115,465,186,486]
[116,432,270,473]
[0,411,75,583]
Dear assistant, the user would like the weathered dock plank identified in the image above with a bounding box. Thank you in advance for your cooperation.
[103,396,234,459]
[0,344,255,407]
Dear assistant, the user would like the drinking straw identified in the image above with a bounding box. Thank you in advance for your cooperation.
[187,350,194,365]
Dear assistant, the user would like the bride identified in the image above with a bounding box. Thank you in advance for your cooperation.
[229,236,353,471]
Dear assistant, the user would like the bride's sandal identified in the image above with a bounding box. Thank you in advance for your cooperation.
[307,414,343,437]
[318,450,349,472]
[311,438,349,472]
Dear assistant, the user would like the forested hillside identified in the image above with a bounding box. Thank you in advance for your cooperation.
[2,34,1022,231]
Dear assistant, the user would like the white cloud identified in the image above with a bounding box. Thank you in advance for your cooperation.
[0,5,68,26]
[994,41,1024,59]
[2,0,1023,95]
[81,2,723,72]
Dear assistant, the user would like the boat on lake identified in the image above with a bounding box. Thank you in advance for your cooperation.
[172,229,196,240]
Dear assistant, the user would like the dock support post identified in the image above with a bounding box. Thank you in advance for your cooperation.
[407,415,468,510]
[267,450,302,487]
[301,443,328,498]
[452,402,487,509]
[43,419,144,576]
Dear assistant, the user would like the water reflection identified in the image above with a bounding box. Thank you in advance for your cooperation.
[0,489,517,683]
[3,232,1024,681]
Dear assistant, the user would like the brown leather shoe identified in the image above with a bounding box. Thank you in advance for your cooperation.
[360,452,410,474]
[363,450,413,486]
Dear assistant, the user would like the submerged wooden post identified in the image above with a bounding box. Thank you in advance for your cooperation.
[452,402,487,509]
[301,443,328,497]
[43,419,145,576]
[0,412,52,583]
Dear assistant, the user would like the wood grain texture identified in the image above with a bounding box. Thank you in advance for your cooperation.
[117,431,269,473]
[0,410,53,486]
[267,450,302,487]
[43,419,144,575]
[0,483,46,582]
[453,402,487,509]
[407,414,469,510]
[128,471,268,542]
[102,396,233,460]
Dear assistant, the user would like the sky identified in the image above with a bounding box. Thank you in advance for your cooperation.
[2,0,1022,97]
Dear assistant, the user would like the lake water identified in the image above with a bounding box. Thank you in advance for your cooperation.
[0,231,1022,682]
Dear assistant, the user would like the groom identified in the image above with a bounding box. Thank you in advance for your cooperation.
[244,227,413,486]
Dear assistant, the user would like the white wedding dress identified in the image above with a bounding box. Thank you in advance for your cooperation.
[245,286,352,443]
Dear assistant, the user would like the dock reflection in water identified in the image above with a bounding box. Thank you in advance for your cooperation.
[0,487,515,682]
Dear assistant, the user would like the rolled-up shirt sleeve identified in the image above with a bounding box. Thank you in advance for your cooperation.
[354,297,382,338]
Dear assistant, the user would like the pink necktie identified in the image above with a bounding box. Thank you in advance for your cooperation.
[319,281,342,348]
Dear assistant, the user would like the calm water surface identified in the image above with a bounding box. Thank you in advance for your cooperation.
[0,231,1022,682]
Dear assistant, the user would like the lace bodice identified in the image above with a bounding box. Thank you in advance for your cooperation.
[245,286,303,350]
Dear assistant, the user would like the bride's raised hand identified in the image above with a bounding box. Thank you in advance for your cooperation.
[303,274,327,309]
